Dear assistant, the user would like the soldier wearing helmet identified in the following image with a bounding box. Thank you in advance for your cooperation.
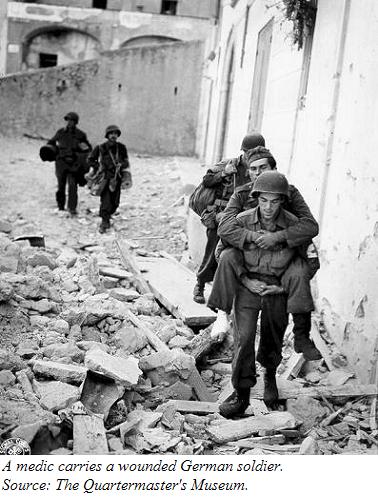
[219,170,301,419]
[47,112,91,216]
[87,125,131,233]
[193,133,266,305]
[208,146,321,365]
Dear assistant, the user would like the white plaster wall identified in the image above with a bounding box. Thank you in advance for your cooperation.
[0,0,8,75]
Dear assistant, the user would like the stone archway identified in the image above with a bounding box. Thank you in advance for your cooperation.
[120,35,180,49]
[23,27,101,70]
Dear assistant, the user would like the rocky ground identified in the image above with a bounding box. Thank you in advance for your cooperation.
[0,137,377,455]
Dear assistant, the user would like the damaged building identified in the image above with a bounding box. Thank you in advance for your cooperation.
[0,0,378,456]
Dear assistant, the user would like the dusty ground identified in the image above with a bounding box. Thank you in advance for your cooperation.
[0,137,188,256]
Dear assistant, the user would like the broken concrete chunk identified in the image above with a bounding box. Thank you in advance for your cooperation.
[111,326,148,354]
[0,348,27,372]
[73,414,109,455]
[156,323,177,343]
[84,348,142,386]
[139,348,195,386]
[207,412,297,444]
[36,380,80,411]
[11,421,44,444]
[20,298,56,314]
[108,437,124,452]
[127,410,163,432]
[132,295,160,316]
[168,335,190,349]
[26,252,58,270]
[0,370,16,387]
[0,255,19,272]
[42,342,84,363]
[31,360,87,384]
[48,318,70,336]
[110,288,140,302]
[299,435,319,454]
[0,277,14,302]
[56,248,77,268]
[286,397,328,433]
[99,266,133,280]
[324,369,355,386]
[101,276,119,289]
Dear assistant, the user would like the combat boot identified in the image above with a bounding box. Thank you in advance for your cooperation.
[193,281,205,304]
[293,313,322,361]
[263,369,279,408]
[219,387,251,419]
[99,219,110,234]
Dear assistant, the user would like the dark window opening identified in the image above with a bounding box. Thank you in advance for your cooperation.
[136,5,144,11]
[161,1,177,15]
[92,0,107,9]
[39,53,57,68]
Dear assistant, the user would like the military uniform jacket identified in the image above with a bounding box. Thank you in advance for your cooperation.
[218,181,319,250]
[48,127,91,165]
[202,155,250,206]
[236,207,298,277]
[88,141,130,180]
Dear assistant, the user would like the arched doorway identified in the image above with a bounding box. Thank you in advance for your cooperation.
[23,27,101,70]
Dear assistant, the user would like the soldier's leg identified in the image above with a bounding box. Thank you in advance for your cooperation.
[67,172,78,214]
[256,294,288,407]
[109,185,121,216]
[281,257,321,360]
[219,285,260,418]
[207,247,245,313]
[193,227,219,303]
[55,162,67,210]
[99,187,112,233]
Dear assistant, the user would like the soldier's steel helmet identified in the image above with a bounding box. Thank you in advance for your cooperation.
[252,171,289,197]
[241,133,265,151]
[64,112,79,123]
[105,125,121,138]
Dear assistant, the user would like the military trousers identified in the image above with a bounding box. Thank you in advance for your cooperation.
[196,227,219,285]
[99,183,121,222]
[232,283,288,390]
[55,160,78,212]
[207,247,314,314]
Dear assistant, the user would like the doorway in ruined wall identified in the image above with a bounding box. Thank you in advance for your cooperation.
[23,28,101,71]
[213,44,235,162]
[248,18,273,133]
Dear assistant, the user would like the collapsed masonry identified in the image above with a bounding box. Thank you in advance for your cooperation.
[0,219,377,456]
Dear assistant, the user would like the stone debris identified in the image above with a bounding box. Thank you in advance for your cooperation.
[84,348,142,385]
[0,214,377,457]
[31,359,87,384]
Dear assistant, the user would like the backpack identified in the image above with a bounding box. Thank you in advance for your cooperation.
[188,182,217,217]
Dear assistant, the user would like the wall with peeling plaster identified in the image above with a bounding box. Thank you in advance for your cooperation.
[199,0,378,382]
[0,40,204,156]
[290,0,378,382]
[6,1,212,73]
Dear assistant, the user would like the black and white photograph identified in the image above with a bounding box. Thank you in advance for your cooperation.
[0,0,377,479]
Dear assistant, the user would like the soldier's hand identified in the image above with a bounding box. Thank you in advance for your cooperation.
[241,277,267,295]
[223,159,238,176]
[260,285,285,296]
[255,231,281,249]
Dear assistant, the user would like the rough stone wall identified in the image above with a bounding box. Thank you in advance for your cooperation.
[0,40,204,156]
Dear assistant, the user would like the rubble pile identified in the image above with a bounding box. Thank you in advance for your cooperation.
[0,220,377,455]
